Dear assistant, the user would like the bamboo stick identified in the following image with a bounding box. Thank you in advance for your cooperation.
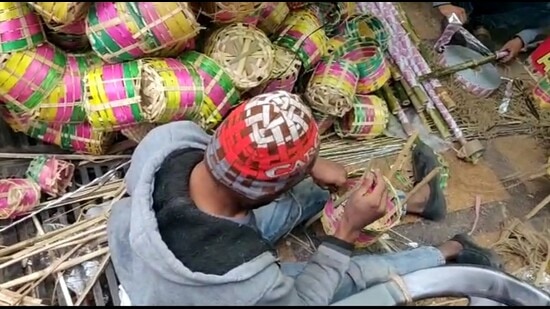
[426,107,452,139]
[15,244,84,304]
[74,253,111,306]
[388,60,402,81]
[0,215,105,258]
[392,80,410,106]
[31,216,73,306]
[0,288,43,306]
[387,132,419,180]
[435,87,457,111]
[380,84,414,135]
[419,54,500,81]
[0,248,109,289]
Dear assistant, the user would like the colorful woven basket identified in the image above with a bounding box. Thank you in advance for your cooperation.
[321,176,403,248]
[28,2,90,26]
[308,2,357,36]
[273,9,327,70]
[26,155,75,197]
[86,2,147,63]
[37,53,103,124]
[332,38,390,94]
[533,76,550,110]
[121,122,157,144]
[0,2,45,53]
[124,2,200,57]
[248,45,302,96]
[205,23,274,90]
[335,95,389,140]
[326,36,346,56]
[257,2,289,35]
[305,58,359,117]
[83,60,146,131]
[179,51,240,128]
[0,42,67,115]
[0,178,41,220]
[25,120,115,155]
[200,2,264,25]
[340,14,390,52]
[141,58,203,123]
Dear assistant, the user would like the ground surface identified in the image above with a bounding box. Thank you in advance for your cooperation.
[278,1,550,284]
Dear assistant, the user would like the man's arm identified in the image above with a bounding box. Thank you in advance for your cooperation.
[259,237,354,305]
[433,2,451,7]
[516,28,546,47]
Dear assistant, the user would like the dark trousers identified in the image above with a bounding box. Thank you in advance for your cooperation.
[453,2,550,36]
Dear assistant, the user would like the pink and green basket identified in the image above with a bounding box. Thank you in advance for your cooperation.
[0,42,67,115]
[0,2,45,53]
[0,178,41,220]
[37,52,103,124]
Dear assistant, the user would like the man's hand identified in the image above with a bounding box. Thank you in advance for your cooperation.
[499,37,524,63]
[334,170,388,243]
[437,4,467,24]
[310,158,347,191]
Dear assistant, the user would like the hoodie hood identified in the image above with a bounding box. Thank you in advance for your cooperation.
[109,121,277,294]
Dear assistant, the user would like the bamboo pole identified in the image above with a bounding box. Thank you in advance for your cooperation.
[419,54,500,81]
[380,83,414,135]
[0,248,109,289]
[392,80,410,106]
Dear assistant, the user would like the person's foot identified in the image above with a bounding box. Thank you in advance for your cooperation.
[473,26,496,51]
[449,233,503,269]
[410,141,447,221]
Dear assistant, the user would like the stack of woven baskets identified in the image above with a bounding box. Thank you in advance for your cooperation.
[0,2,396,155]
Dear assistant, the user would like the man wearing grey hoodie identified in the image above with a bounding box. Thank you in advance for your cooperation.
[434,2,550,62]
[108,91,501,306]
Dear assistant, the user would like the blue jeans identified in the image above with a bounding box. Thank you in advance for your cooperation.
[253,179,446,304]
[453,2,550,34]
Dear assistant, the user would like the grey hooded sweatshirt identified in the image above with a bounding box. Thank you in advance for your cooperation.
[107,121,353,306]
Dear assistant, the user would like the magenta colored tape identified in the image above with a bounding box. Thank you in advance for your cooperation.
[164,58,199,111]
[136,2,172,45]
[0,14,42,41]
[195,70,231,116]
[95,2,144,58]
[51,55,83,122]
[286,29,322,64]
[7,44,54,103]
[101,63,134,123]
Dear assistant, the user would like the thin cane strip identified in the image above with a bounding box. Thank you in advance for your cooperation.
[179,51,240,127]
[335,95,389,140]
[533,76,550,109]
[205,23,274,90]
[257,2,289,35]
[86,2,148,63]
[0,43,66,114]
[83,60,145,131]
[141,58,203,123]
[200,2,264,25]
[37,53,102,124]
[125,2,200,56]
[25,156,75,198]
[339,13,390,51]
[0,179,41,220]
[27,2,89,26]
[273,9,327,70]
[0,3,45,53]
[305,58,359,117]
[321,176,403,248]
